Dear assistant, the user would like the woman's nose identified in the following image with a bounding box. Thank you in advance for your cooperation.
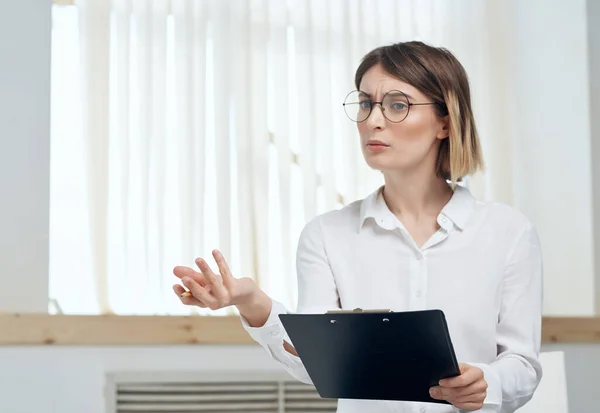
[366,103,386,129]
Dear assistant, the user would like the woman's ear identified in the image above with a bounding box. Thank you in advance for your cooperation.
[436,115,450,140]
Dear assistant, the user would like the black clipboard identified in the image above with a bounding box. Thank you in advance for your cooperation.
[279,309,460,404]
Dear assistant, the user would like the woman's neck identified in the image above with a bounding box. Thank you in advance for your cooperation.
[381,170,453,221]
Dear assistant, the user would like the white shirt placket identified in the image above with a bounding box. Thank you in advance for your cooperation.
[408,251,426,311]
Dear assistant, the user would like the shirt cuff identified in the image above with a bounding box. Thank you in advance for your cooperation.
[468,362,502,409]
[240,299,289,344]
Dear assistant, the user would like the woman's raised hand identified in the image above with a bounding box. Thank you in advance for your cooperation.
[172,250,258,310]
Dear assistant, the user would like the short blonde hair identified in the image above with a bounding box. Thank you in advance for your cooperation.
[355,41,484,184]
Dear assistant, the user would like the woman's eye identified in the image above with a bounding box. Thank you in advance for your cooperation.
[359,101,372,110]
[390,102,408,111]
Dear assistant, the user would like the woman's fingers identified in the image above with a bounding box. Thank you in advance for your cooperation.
[453,391,487,405]
[173,252,236,310]
[195,258,228,299]
[212,250,235,288]
[181,275,220,309]
[453,401,485,411]
[173,265,207,286]
[173,284,186,295]
[172,284,206,308]
[450,380,487,398]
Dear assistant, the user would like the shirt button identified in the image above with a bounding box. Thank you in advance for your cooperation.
[416,290,421,297]
[416,253,423,260]
[420,408,426,413]
[440,217,447,224]
[270,331,279,337]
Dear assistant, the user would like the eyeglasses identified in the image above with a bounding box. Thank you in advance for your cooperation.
[342,89,439,123]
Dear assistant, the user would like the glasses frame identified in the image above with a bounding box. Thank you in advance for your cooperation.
[342,89,439,123]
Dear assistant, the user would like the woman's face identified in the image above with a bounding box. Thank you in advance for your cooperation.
[356,64,448,174]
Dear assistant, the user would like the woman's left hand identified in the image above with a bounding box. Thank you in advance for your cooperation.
[429,363,488,411]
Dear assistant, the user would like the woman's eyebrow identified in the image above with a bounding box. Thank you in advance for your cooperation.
[386,90,414,99]
[359,90,414,99]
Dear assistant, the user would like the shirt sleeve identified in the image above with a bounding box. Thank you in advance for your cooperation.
[240,216,341,384]
[471,223,544,412]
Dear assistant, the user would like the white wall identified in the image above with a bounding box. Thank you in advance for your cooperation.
[0,0,51,312]
[588,0,600,314]
[0,345,280,413]
[508,0,596,315]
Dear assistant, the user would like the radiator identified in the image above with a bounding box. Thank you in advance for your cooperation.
[105,371,338,412]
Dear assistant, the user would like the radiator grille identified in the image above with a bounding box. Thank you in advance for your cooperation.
[111,375,338,413]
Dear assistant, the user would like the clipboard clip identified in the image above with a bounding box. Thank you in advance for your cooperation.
[326,308,393,314]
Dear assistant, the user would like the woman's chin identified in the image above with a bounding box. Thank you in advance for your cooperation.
[364,156,398,171]
[364,159,419,176]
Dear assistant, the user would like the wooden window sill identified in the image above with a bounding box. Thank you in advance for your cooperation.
[0,314,598,345]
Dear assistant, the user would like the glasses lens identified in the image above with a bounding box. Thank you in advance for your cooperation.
[382,90,410,123]
[343,90,370,122]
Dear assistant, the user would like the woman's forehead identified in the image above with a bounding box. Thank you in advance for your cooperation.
[358,65,420,98]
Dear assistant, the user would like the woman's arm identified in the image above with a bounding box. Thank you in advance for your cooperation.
[235,288,274,328]
[236,289,299,357]
[431,223,543,412]
[240,216,340,381]
[472,223,544,411]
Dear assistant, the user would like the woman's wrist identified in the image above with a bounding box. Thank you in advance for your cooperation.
[236,287,273,328]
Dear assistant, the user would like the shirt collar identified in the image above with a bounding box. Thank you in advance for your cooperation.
[358,184,476,232]
[439,184,476,230]
[358,186,395,231]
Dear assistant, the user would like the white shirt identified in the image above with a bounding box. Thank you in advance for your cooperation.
[242,185,543,413]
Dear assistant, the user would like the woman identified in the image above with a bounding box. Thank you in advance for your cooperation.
[173,41,543,413]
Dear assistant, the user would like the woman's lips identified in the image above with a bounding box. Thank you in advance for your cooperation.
[366,140,390,152]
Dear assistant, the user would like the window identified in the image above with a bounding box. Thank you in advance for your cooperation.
[50,2,386,315]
